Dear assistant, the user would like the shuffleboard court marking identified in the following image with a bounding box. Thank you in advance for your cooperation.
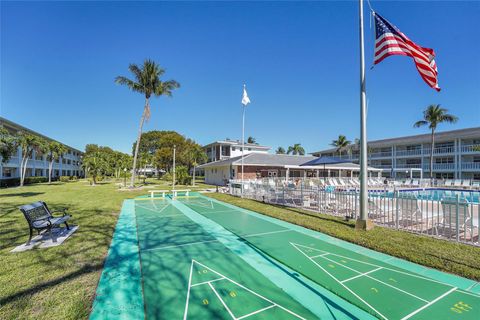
[309,249,429,303]
[292,243,456,288]
[291,242,480,319]
[183,259,306,320]
[142,239,220,252]
[242,229,292,238]
[341,267,383,284]
[290,242,389,320]
[400,287,457,320]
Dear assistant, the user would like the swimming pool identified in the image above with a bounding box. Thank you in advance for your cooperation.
[395,189,480,203]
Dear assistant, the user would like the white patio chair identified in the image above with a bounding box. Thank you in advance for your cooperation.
[453,179,462,187]
[461,180,471,188]
[436,198,474,241]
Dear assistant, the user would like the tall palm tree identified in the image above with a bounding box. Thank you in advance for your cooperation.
[330,135,351,157]
[414,104,458,179]
[276,146,286,154]
[115,59,180,187]
[16,132,45,186]
[45,141,67,184]
[287,143,305,155]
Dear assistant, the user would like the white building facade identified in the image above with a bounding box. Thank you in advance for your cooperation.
[311,127,480,180]
[203,139,270,163]
[0,117,84,180]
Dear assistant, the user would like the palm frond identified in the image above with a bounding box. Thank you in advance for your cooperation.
[413,120,428,128]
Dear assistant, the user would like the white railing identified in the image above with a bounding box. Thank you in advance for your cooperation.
[423,163,456,171]
[370,152,392,158]
[395,149,422,157]
[229,178,480,246]
[462,162,480,170]
[460,144,480,153]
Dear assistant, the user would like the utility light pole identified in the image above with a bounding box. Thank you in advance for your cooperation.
[173,145,176,190]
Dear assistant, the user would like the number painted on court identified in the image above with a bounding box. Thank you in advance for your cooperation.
[229,291,237,298]
[198,269,208,274]
[450,301,472,314]
[202,299,209,305]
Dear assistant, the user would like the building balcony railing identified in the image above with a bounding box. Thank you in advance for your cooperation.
[395,149,422,157]
[422,163,455,171]
[460,144,480,153]
[370,152,392,158]
[396,163,423,169]
[423,146,455,155]
[461,162,480,170]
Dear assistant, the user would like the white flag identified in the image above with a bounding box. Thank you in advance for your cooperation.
[241,85,251,106]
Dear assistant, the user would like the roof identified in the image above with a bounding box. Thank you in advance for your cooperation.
[198,153,316,168]
[203,139,271,150]
[0,117,84,153]
[198,153,381,171]
[311,127,480,155]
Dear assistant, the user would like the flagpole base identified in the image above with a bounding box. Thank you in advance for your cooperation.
[355,218,374,231]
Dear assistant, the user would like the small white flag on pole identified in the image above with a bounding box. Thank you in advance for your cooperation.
[241,84,251,106]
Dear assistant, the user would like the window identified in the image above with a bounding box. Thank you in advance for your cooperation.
[435,157,454,164]
[232,147,236,151]
[2,167,14,177]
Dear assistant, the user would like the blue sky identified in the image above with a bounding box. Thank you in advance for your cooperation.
[1,1,479,154]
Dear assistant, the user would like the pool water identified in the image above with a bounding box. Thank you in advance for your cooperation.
[396,189,479,203]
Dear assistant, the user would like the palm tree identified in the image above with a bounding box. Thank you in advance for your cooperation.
[276,147,286,154]
[115,59,180,187]
[287,144,305,155]
[45,141,67,184]
[0,127,16,163]
[190,146,207,186]
[16,132,46,186]
[414,104,458,179]
[247,136,256,144]
[330,135,351,157]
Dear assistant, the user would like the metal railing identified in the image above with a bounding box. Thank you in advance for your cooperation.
[229,178,479,246]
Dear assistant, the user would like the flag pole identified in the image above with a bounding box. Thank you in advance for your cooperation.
[241,102,245,198]
[357,0,373,230]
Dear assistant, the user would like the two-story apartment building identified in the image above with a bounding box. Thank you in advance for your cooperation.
[203,139,271,163]
[311,127,480,180]
[0,117,84,180]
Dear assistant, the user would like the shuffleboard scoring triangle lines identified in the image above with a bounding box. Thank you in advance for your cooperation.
[183,259,306,320]
[182,199,214,209]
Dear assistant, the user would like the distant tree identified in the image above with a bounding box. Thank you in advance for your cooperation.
[16,132,46,186]
[82,145,108,185]
[45,141,67,184]
[184,144,207,186]
[287,144,305,156]
[414,104,458,179]
[330,135,351,156]
[276,147,286,154]
[115,59,180,187]
[247,136,256,144]
[0,127,16,163]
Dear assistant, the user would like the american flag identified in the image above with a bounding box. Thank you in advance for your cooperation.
[373,12,440,91]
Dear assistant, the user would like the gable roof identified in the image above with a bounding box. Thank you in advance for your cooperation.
[198,153,316,168]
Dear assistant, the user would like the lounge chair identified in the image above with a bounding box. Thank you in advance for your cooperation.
[453,179,462,187]
[444,179,453,187]
[472,181,480,190]
[396,194,422,227]
[461,180,471,188]
[19,201,72,245]
[435,198,474,241]
[411,180,420,187]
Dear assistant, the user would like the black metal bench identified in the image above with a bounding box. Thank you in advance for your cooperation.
[19,201,71,245]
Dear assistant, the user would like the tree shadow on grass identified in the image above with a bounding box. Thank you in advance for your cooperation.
[0,192,45,198]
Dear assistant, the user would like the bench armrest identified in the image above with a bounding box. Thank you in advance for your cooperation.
[50,208,70,217]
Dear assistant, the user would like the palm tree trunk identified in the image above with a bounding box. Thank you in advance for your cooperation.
[430,128,435,179]
[193,165,196,186]
[130,99,148,187]
[21,156,28,187]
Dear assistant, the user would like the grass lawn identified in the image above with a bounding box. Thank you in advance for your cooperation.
[0,179,212,320]
[206,193,480,281]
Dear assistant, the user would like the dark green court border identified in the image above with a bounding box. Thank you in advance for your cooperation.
[90,199,145,320]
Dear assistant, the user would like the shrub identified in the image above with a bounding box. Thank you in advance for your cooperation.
[176,166,192,185]
[59,176,70,182]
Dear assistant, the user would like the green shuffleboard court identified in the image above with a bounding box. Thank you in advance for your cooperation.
[91,193,480,320]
